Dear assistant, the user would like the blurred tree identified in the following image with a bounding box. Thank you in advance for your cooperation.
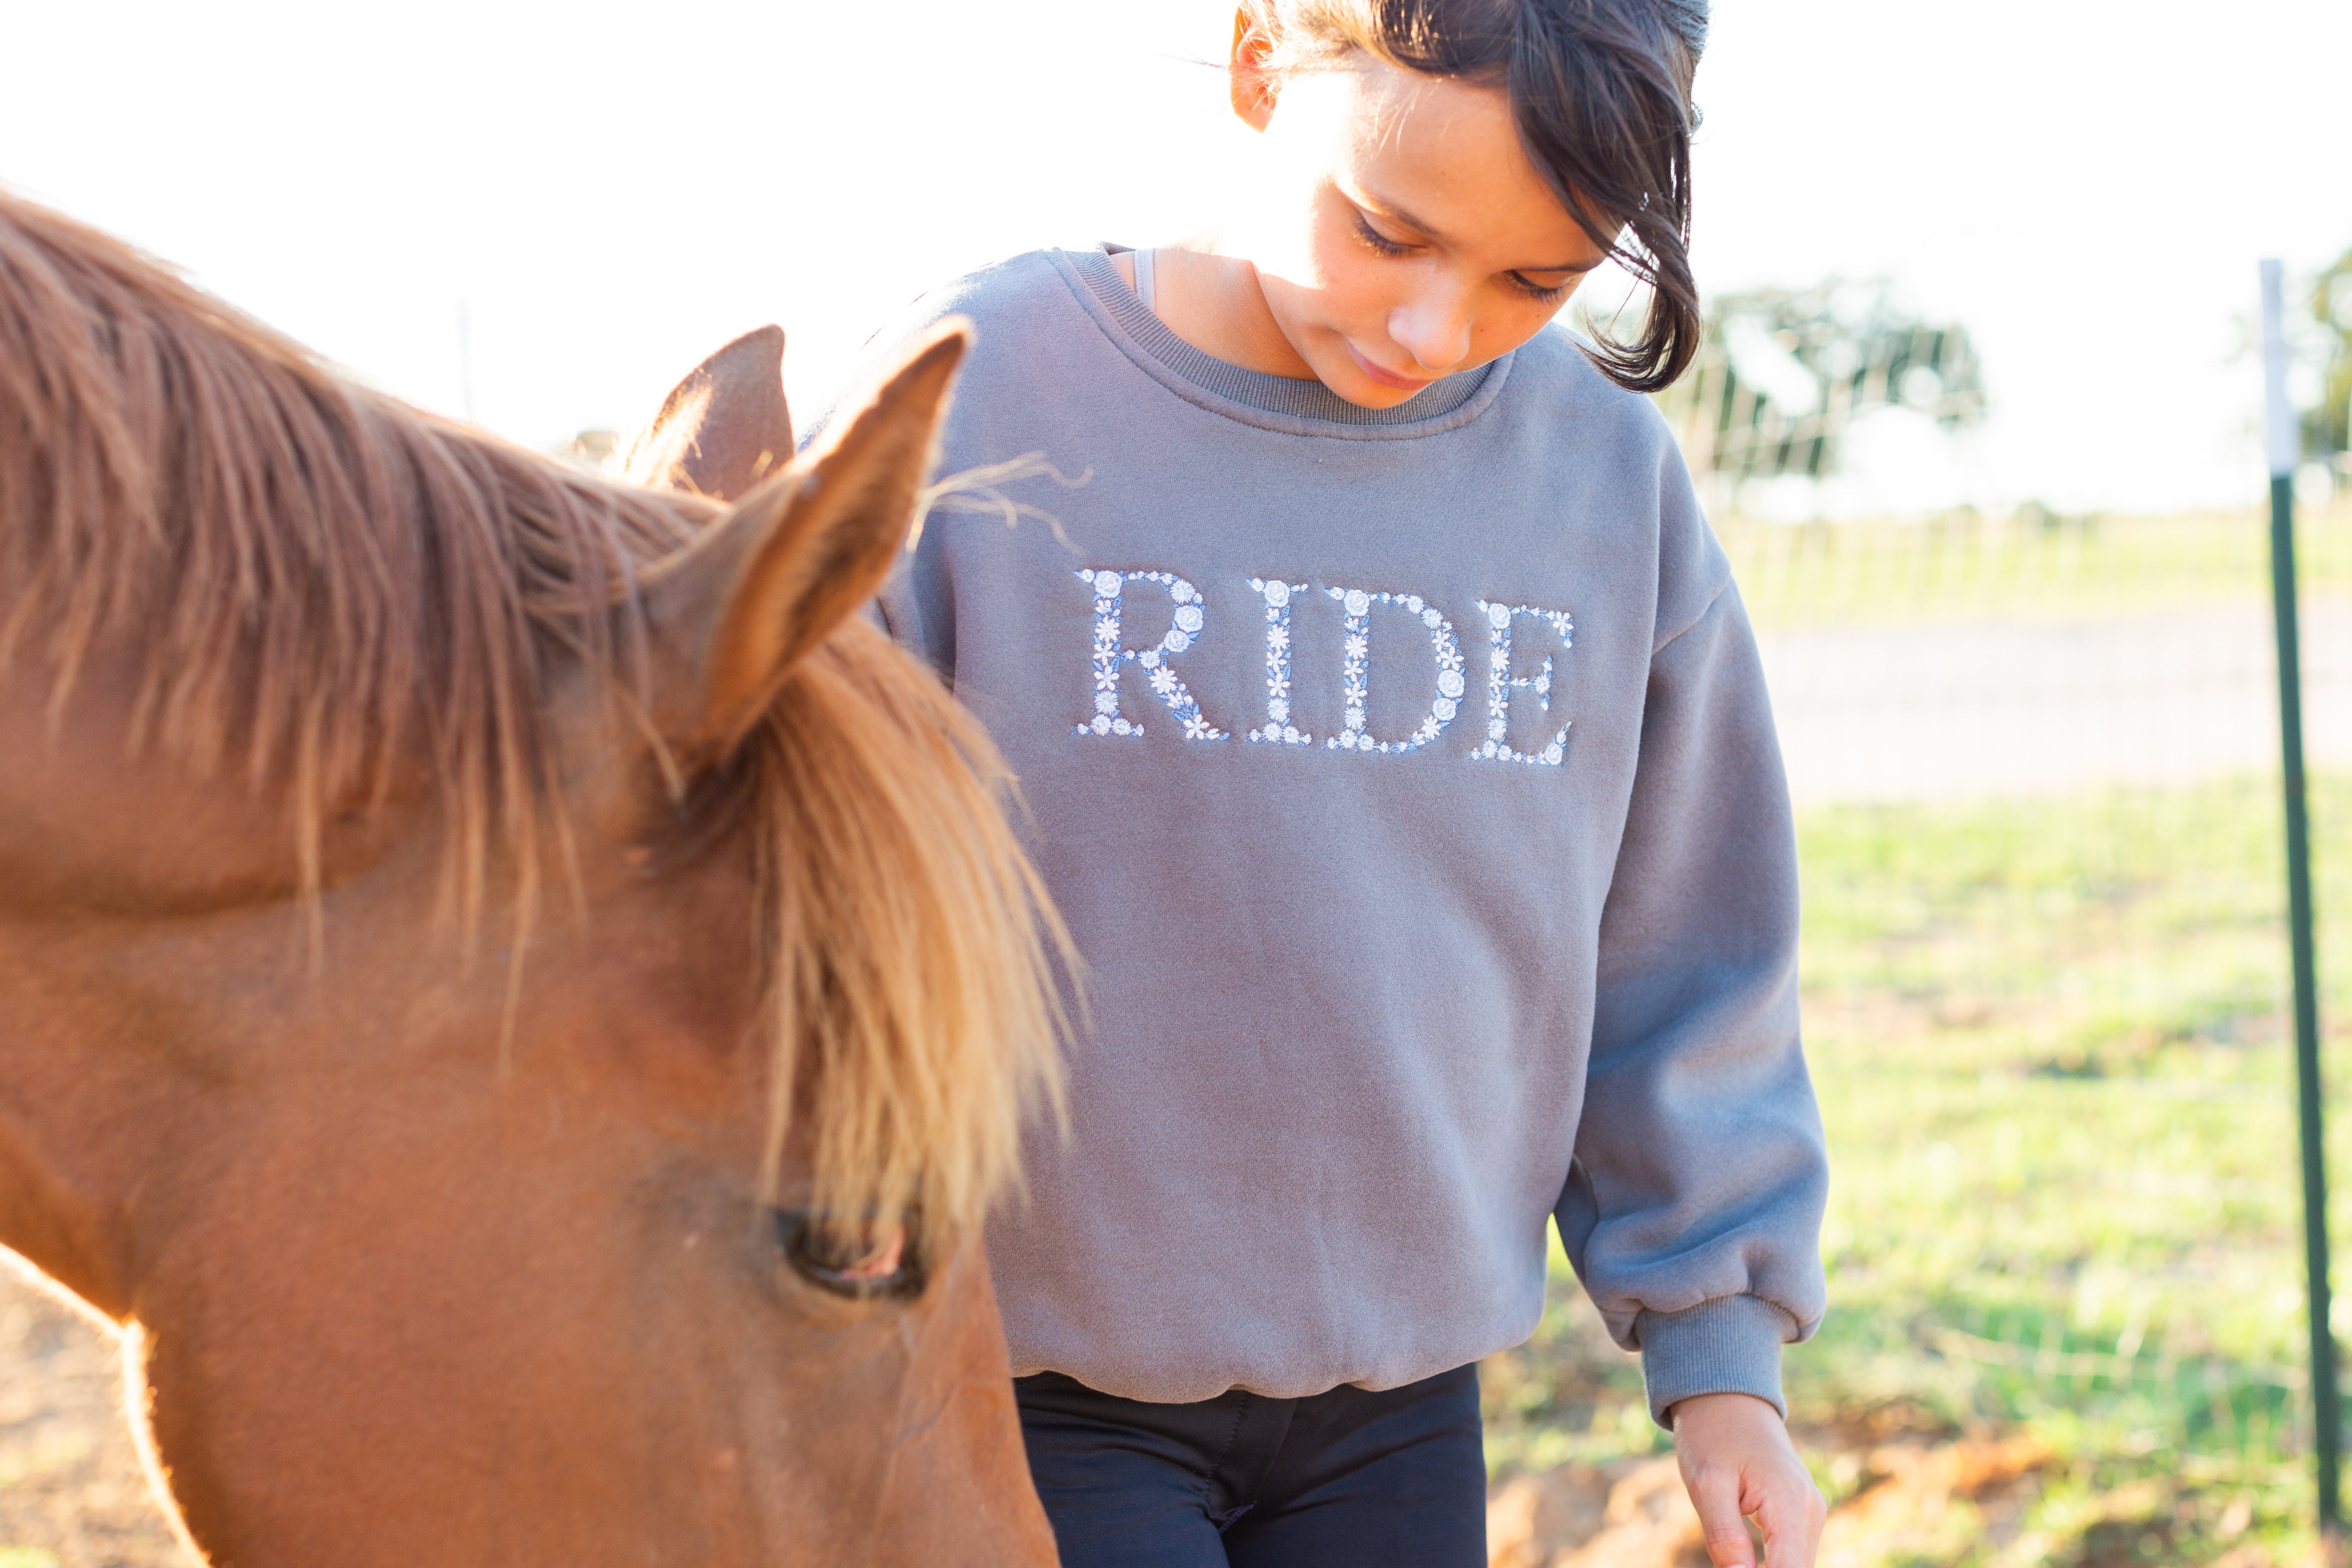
[2307,245,2352,468]
[1648,281,1984,495]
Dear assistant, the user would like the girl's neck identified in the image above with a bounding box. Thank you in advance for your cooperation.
[1116,238,1318,383]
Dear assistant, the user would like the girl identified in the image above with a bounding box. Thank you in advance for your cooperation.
[844,2,1829,1562]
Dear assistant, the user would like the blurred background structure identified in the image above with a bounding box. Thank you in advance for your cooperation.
[1653,283,1986,520]
[3,2,2352,1566]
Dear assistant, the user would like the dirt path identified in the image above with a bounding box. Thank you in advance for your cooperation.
[1760,598,2352,804]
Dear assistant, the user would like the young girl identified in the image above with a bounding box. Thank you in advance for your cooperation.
[844,2,1828,1562]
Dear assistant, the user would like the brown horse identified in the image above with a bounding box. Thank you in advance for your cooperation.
[0,191,1067,1565]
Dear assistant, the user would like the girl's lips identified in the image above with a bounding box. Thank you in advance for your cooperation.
[1345,341,1435,392]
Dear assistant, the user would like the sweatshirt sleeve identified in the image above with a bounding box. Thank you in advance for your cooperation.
[1555,517,1828,1427]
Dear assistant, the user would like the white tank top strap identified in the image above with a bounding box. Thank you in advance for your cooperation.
[1131,246,1157,314]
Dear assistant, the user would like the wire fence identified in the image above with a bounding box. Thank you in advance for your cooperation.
[1486,497,2352,1566]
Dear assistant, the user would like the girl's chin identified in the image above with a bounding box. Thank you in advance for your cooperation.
[1324,371,1425,411]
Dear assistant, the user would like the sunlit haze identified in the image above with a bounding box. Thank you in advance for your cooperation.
[7,0,2346,513]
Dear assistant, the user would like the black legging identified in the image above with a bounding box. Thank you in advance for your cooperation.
[1014,1364,1487,1568]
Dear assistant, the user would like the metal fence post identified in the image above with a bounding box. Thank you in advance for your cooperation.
[2264,255,2339,1535]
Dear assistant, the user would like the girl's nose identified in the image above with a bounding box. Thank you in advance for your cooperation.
[1388,286,1473,375]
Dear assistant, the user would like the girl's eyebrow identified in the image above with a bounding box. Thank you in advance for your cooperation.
[1353,185,1604,276]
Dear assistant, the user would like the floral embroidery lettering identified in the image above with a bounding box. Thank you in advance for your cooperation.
[1322,587,1465,754]
[1470,602,1574,765]
[1071,569,1230,741]
[1245,579,1313,745]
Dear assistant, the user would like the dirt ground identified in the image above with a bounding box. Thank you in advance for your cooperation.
[1486,1436,2099,1568]
[0,1269,181,1567]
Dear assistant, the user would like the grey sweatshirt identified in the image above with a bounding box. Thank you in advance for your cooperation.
[847,246,1827,1420]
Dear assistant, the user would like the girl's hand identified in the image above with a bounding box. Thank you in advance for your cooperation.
[1669,1393,1826,1568]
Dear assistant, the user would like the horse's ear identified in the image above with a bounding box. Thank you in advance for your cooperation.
[641,320,970,754]
[617,325,794,502]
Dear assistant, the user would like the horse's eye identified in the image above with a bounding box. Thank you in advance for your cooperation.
[774,1209,927,1300]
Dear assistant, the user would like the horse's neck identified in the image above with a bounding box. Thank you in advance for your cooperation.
[0,943,158,1314]
[0,877,334,1318]
[0,667,226,1312]
[0,655,398,1319]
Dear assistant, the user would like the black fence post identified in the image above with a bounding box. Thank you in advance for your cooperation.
[2265,255,2339,1537]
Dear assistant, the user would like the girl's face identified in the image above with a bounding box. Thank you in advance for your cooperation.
[1230,48,1611,408]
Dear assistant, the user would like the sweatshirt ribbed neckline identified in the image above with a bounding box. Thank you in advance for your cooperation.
[1066,246,1499,431]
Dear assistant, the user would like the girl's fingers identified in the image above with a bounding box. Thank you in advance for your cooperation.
[1752,1465,1829,1568]
[1680,1459,1758,1568]
[1672,1395,1825,1567]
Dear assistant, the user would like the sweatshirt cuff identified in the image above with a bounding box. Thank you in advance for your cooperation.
[1636,1294,1797,1428]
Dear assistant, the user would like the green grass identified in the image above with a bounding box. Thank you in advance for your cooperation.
[1478,508,2352,1562]
[1484,767,2352,1564]
[1795,779,2327,1561]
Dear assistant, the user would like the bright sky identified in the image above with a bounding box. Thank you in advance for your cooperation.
[7,0,2347,514]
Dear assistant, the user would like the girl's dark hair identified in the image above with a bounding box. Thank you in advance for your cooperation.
[1243,0,1706,393]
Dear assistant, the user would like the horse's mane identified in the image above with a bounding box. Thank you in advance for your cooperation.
[0,190,1064,1239]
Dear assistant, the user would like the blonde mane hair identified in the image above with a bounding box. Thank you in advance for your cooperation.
[0,190,1065,1241]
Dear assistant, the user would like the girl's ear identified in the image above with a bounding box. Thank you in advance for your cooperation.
[1230,8,1280,130]
[638,321,969,755]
